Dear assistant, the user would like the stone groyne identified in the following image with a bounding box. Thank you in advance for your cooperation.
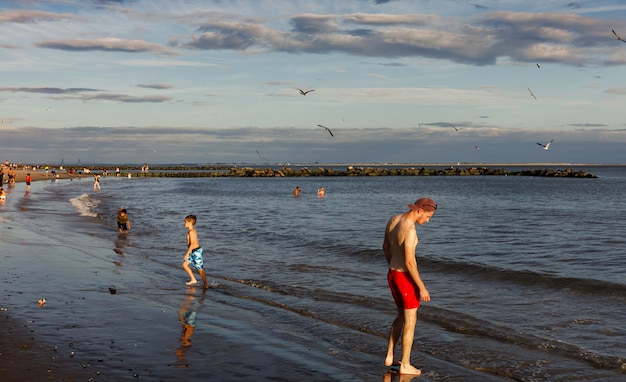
[136,166,597,178]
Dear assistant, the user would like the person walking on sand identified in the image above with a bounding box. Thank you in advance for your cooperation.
[117,208,131,234]
[383,197,437,376]
[182,215,208,289]
[93,174,101,190]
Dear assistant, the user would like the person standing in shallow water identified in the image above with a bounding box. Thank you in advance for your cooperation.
[383,197,437,376]
[182,215,208,289]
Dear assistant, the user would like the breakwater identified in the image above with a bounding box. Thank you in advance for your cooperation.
[135,166,597,178]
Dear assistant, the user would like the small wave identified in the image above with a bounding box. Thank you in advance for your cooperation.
[425,257,626,299]
[69,193,100,217]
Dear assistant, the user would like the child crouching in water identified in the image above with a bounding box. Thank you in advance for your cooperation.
[182,215,208,289]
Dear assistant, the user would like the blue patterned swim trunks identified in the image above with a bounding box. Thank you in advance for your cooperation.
[187,247,204,270]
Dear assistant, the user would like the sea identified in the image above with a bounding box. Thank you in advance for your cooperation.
[7,165,626,381]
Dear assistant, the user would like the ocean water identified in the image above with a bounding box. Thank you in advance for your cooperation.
[11,166,626,381]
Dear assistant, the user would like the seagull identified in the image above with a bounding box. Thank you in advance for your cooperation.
[296,88,315,96]
[450,124,459,131]
[317,124,334,137]
[256,150,268,162]
[46,106,51,111]
[536,63,541,68]
[612,29,626,43]
[528,88,537,100]
[474,145,480,150]
[537,139,554,150]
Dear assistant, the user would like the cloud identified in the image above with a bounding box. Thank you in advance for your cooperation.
[174,10,626,66]
[136,83,174,89]
[2,125,624,165]
[36,38,179,55]
[0,10,81,23]
[53,93,173,103]
[604,88,626,95]
[0,86,100,94]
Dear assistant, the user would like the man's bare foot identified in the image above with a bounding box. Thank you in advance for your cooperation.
[186,280,198,286]
[399,364,421,375]
[384,357,401,367]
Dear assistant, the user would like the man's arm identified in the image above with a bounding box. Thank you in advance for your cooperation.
[403,230,431,302]
[383,222,392,264]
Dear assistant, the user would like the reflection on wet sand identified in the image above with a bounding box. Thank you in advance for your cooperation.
[175,287,205,366]
[383,370,421,382]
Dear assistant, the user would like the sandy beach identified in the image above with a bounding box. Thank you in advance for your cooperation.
[2,167,74,184]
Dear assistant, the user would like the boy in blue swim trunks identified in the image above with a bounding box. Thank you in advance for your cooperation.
[182,215,208,289]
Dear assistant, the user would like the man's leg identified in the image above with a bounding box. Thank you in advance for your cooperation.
[385,307,404,366]
[399,308,421,375]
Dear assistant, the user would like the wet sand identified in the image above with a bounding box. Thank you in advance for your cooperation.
[0,219,360,381]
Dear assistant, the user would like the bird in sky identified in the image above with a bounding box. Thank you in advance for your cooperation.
[537,139,554,150]
[536,63,541,68]
[612,29,626,42]
[317,124,334,137]
[256,150,268,162]
[296,88,315,96]
[474,145,480,150]
[450,124,459,131]
[528,88,537,100]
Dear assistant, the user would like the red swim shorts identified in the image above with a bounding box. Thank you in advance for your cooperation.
[388,269,420,310]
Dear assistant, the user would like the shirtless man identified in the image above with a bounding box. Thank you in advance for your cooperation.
[383,197,437,375]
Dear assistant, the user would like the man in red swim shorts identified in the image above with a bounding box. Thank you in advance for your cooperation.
[383,197,437,376]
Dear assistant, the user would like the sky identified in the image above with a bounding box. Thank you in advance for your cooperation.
[1,0,626,165]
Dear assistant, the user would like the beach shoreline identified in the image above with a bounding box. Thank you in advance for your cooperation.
[2,167,74,184]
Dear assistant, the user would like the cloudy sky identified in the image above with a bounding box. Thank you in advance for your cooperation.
[1,0,625,165]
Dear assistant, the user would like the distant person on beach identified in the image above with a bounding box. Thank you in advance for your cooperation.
[317,186,325,198]
[293,186,301,197]
[182,215,208,289]
[93,174,101,190]
[117,208,131,234]
[25,173,31,191]
[7,168,15,184]
[0,186,5,201]
[383,197,437,376]
[116,167,121,177]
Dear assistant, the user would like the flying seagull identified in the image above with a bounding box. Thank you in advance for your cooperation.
[256,150,268,162]
[296,88,315,96]
[474,145,480,150]
[317,124,334,137]
[450,124,459,131]
[528,88,537,100]
[536,63,541,68]
[612,29,626,42]
[537,139,554,150]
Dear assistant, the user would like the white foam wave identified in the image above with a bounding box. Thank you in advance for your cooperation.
[69,193,100,217]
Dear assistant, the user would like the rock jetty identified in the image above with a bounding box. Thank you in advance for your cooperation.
[137,166,597,178]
